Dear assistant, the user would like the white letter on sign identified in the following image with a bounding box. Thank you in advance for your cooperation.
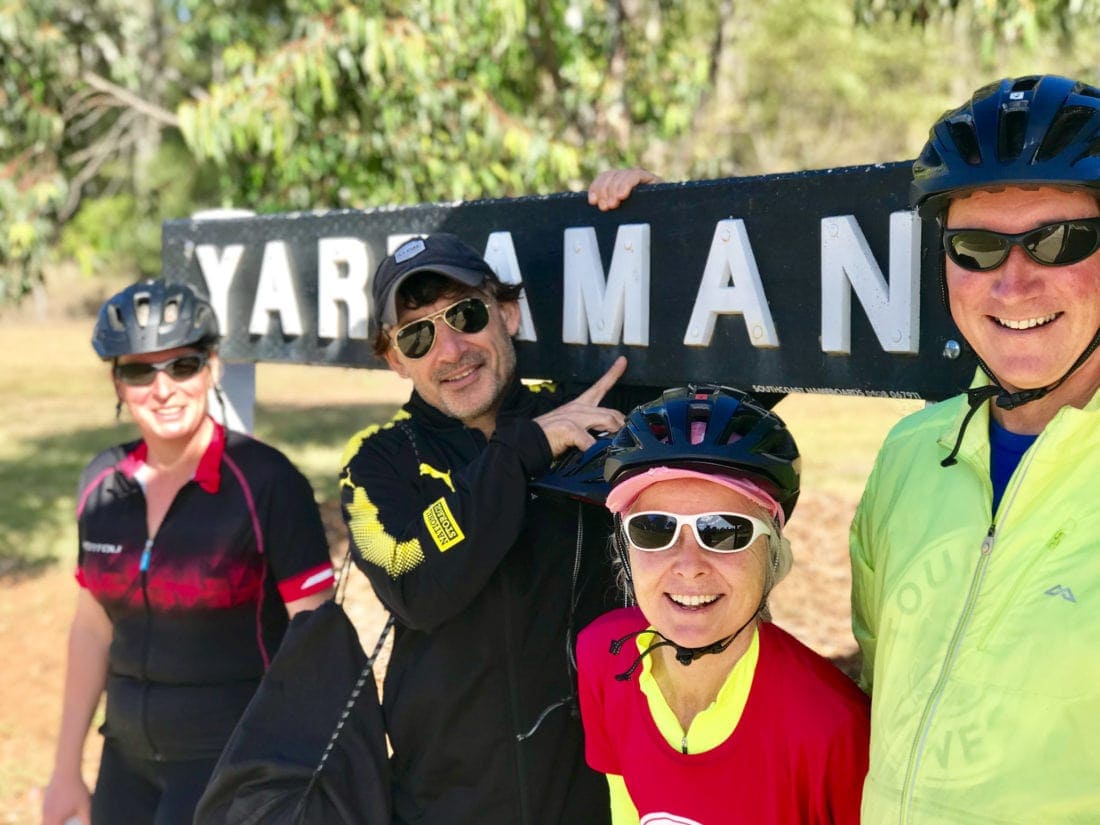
[562,225,650,346]
[195,244,245,333]
[248,241,304,337]
[318,238,370,340]
[483,231,537,342]
[684,220,778,348]
[820,211,920,354]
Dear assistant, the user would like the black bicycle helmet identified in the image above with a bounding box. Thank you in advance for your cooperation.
[529,436,615,505]
[911,74,1100,218]
[92,279,220,360]
[603,385,800,521]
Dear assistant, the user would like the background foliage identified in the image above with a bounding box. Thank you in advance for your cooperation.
[3,0,1100,306]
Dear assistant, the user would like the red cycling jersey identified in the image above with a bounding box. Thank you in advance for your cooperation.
[578,608,869,825]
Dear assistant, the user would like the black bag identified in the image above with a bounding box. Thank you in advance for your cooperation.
[194,600,393,824]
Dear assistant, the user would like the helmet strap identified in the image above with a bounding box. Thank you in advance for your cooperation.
[941,327,1100,467]
[610,600,764,683]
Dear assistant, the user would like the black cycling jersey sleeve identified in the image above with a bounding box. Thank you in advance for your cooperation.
[340,417,552,632]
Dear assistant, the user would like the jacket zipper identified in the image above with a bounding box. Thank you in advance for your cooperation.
[898,427,1044,823]
[468,427,532,823]
[138,537,161,759]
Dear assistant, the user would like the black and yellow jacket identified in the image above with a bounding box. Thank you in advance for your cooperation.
[340,376,619,825]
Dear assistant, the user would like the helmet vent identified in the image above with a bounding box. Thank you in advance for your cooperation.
[756,427,799,461]
[947,120,982,165]
[997,109,1028,162]
[1073,82,1100,101]
[1036,106,1096,162]
[643,413,671,444]
[1076,136,1100,161]
[1011,76,1040,93]
[722,409,764,445]
[133,293,152,328]
[107,304,126,332]
[163,297,181,326]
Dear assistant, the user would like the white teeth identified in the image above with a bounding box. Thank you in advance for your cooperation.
[997,313,1057,330]
[443,367,476,382]
[668,594,718,607]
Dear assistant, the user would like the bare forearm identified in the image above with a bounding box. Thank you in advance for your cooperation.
[51,595,110,775]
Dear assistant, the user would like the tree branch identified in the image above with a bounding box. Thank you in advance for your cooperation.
[80,71,179,128]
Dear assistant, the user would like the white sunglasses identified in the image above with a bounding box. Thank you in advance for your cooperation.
[623,511,773,553]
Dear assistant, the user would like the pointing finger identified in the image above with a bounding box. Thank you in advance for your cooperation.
[575,356,628,406]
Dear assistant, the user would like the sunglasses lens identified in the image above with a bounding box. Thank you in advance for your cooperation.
[115,354,206,386]
[164,355,205,380]
[626,513,679,550]
[696,514,757,552]
[947,220,1100,271]
[1026,221,1100,265]
[394,298,492,359]
[115,363,158,386]
[444,298,490,334]
[625,512,767,553]
[395,320,435,359]
[946,231,1010,271]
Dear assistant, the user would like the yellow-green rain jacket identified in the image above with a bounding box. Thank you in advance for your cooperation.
[851,376,1100,824]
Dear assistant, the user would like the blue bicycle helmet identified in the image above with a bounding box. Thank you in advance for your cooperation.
[603,384,801,522]
[93,280,219,360]
[529,436,615,505]
[912,74,1100,218]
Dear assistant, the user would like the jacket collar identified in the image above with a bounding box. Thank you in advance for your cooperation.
[118,417,226,493]
[938,369,1100,469]
[405,371,542,431]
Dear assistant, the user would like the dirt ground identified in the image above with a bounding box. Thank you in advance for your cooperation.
[0,483,861,825]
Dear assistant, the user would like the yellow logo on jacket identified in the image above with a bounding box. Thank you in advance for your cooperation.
[423,497,465,552]
[418,463,455,492]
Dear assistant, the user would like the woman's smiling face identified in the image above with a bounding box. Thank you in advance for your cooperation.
[626,478,772,650]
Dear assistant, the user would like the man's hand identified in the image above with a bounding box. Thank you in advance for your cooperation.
[535,356,628,457]
[587,168,662,211]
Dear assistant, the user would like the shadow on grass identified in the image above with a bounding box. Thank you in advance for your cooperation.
[0,402,403,581]
[0,422,134,579]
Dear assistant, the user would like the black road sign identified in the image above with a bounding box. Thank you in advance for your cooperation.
[162,161,974,400]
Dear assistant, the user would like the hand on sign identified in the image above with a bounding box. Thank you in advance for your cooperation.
[535,356,628,457]
[587,168,663,211]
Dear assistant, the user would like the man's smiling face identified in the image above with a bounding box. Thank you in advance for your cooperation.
[945,185,1100,395]
[384,285,520,433]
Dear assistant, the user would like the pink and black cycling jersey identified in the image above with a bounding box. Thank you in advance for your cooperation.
[76,420,333,760]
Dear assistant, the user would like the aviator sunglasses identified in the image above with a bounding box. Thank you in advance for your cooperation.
[114,353,209,386]
[391,296,492,359]
[943,217,1100,272]
[623,511,774,554]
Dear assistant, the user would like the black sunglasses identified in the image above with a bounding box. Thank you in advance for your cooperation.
[114,353,209,386]
[392,297,491,359]
[623,511,773,554]
[943,217,1100,272]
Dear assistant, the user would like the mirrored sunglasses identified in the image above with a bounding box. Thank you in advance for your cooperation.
[114,353,209,386]
[943,217,1100,272]
[623,511,773,553]
[392,297,491,359]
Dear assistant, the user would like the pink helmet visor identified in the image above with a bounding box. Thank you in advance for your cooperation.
[605,466,785,527]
